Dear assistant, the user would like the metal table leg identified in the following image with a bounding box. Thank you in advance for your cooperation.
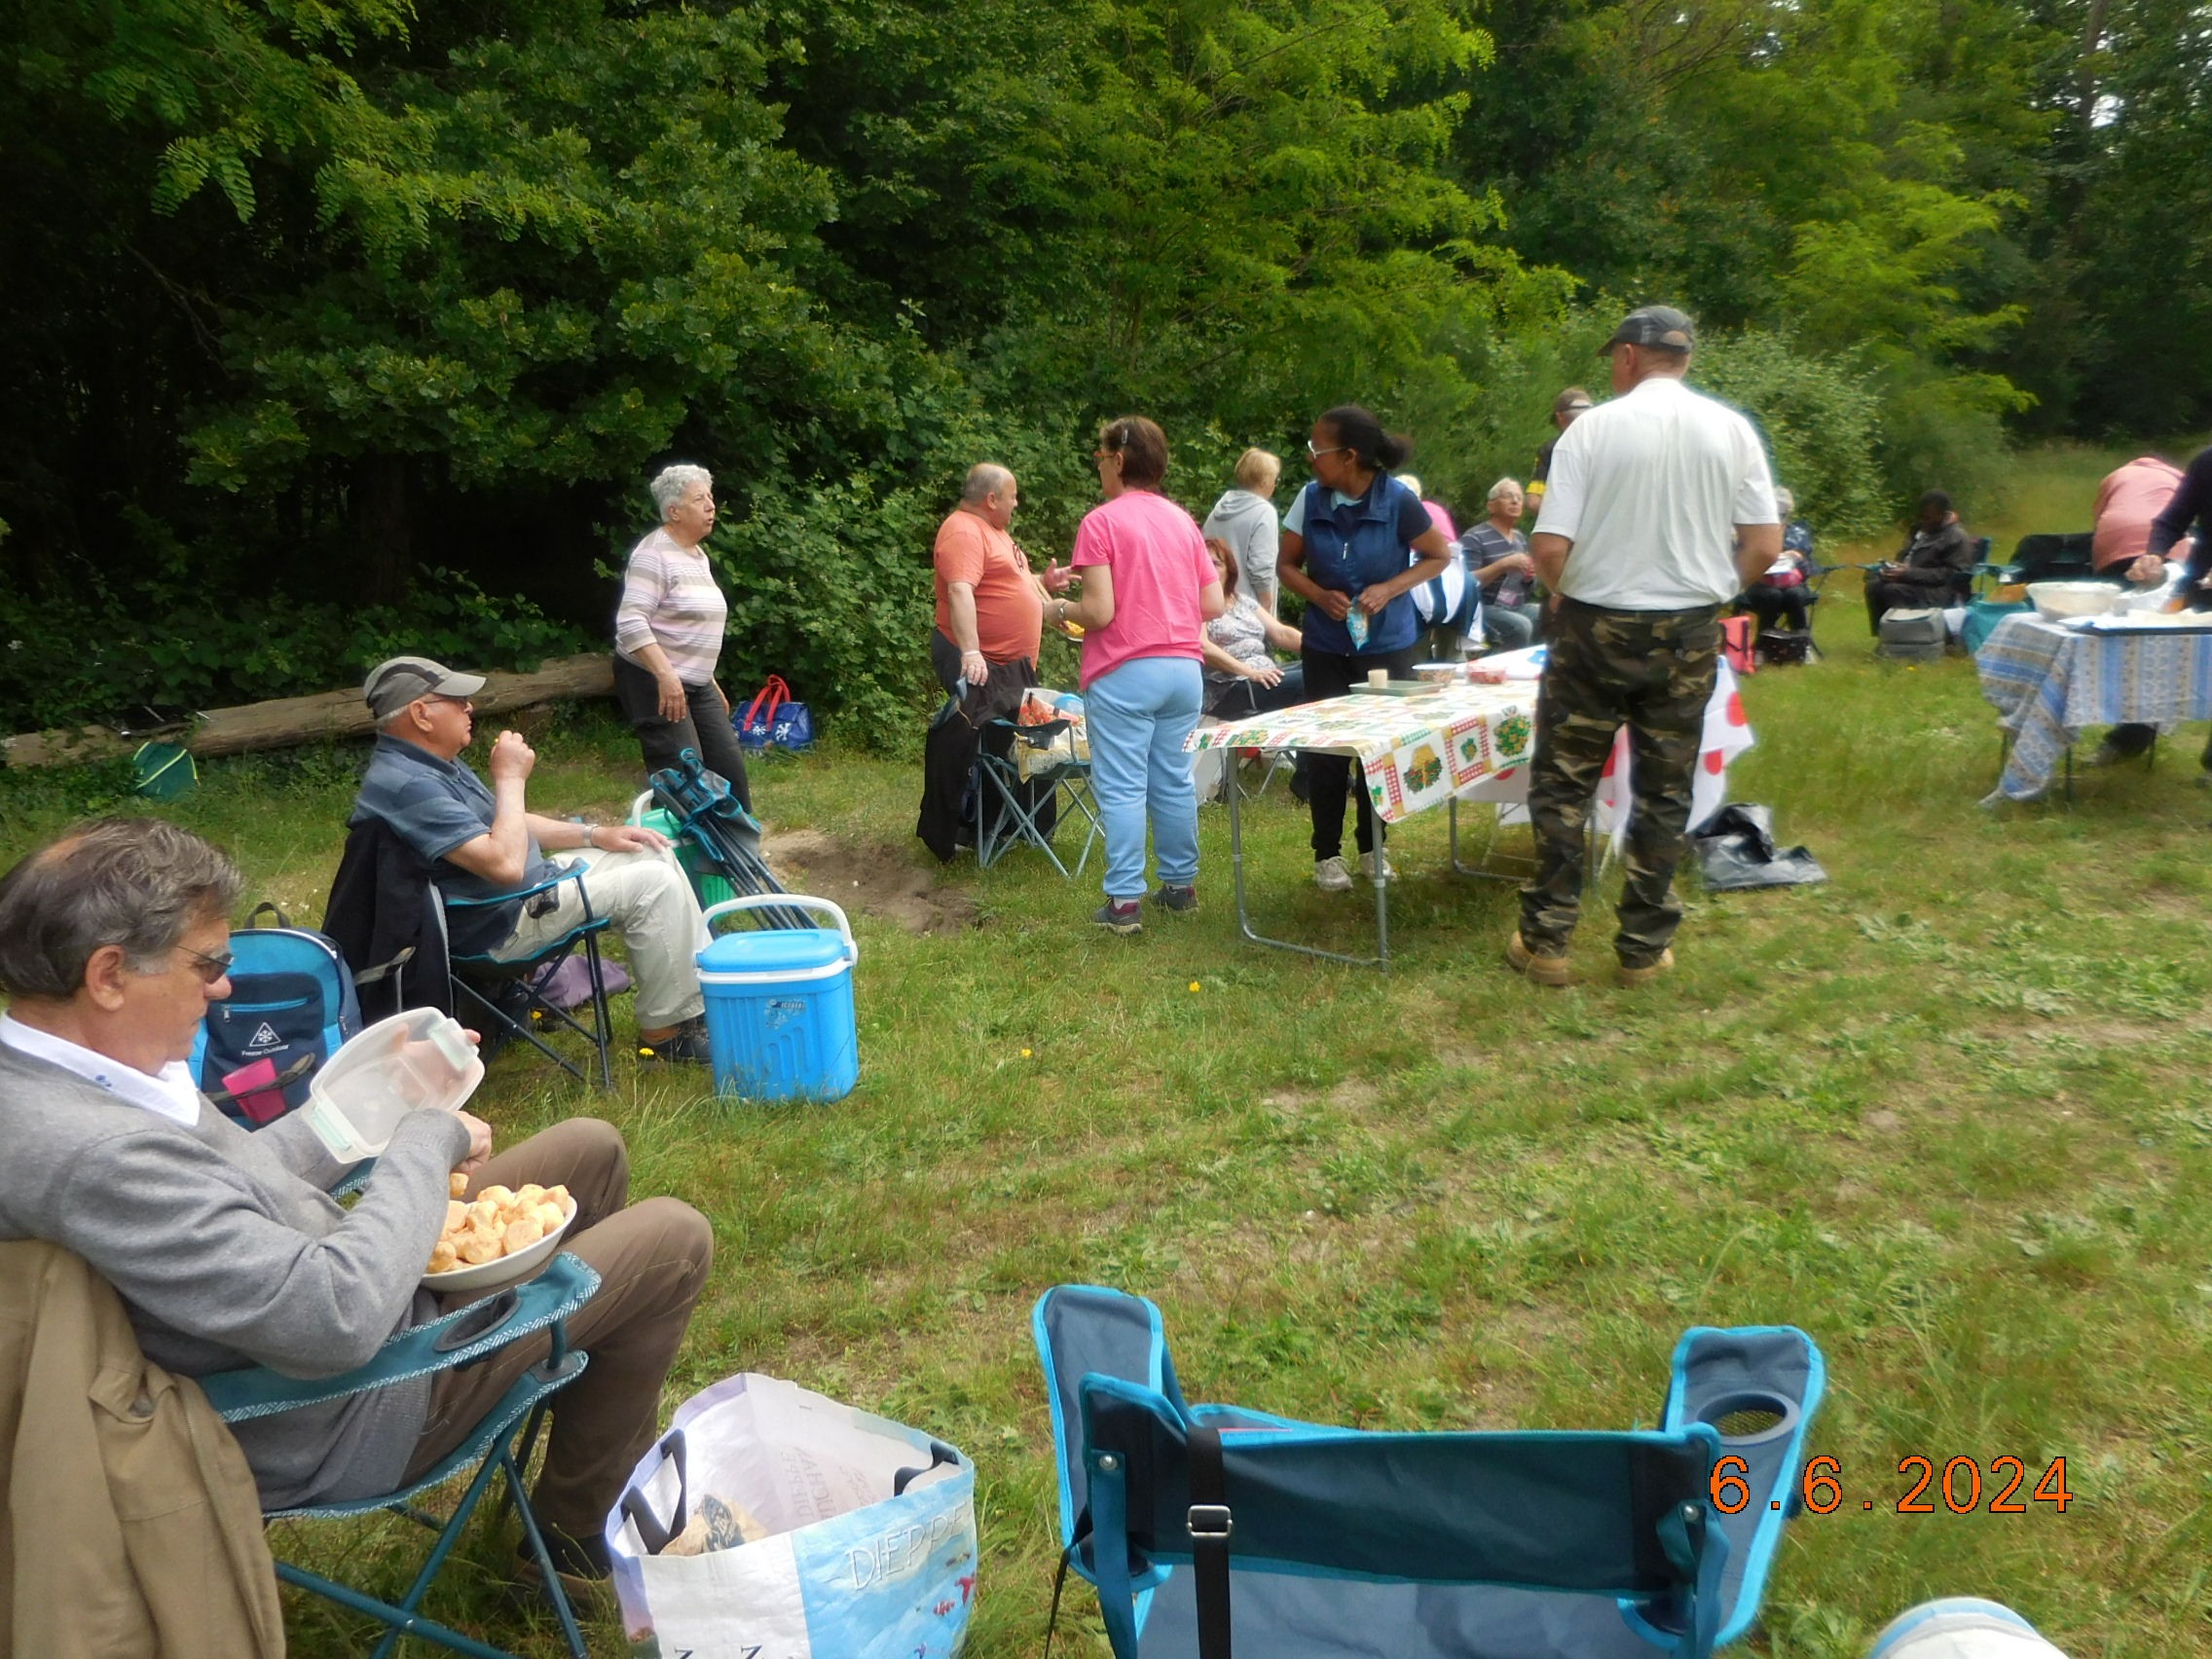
[1227,752,1389,971]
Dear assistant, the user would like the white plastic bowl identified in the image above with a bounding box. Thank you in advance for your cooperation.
[2026,580,2116,622]
[423,1199,575,1293]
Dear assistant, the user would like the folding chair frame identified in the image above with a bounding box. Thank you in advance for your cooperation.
[975,721,1103,879]
[202,1254,602,1659]
[444,866,613,1090]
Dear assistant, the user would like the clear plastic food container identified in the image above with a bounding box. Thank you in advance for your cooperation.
[300,1009,485,1161]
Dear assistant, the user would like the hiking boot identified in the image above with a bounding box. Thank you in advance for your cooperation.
[1617,948,1676,988]
[1313,855,1354,893]
[1357,850,1396,883]
[1092,899,1143,935]
[1150,883,1198,913]
[638,1025,713,1064]
[1505,930,1571,987]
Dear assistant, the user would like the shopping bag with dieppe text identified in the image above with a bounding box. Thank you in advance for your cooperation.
[607,1373,977,1659]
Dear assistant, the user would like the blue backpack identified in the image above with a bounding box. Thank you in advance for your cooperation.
[190,904,362,1129]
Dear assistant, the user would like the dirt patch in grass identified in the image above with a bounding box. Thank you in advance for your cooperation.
[767,828,979,935]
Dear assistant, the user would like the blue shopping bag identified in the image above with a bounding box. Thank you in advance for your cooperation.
[738,676,815,750]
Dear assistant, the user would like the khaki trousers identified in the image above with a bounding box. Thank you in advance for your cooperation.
[401,1120,713,1538]
[493,848,709,1029]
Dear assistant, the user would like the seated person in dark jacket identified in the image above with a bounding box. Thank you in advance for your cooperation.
[0,817,711,1591]
[1742,487,1817,634]
[1865,490,1972,636]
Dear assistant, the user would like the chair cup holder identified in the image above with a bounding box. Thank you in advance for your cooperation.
[1695,1388,1800,1447]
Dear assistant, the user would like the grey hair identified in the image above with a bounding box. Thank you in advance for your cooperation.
[1776,487,1796,517]
[961,463,1014,505]
[649,464,713,521]
[1396,473,1424,498]
[0,817,242,999]
[1488,476,1524,502]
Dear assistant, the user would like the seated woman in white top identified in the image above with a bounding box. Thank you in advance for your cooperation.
[1199,537,1306,717]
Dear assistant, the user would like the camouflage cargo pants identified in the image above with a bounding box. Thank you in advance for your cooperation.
[1518,598,1720,967]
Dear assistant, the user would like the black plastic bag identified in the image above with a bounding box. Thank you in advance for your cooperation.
[1694,803,1827,891]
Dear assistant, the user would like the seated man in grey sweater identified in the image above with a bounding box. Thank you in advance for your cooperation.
[0,818,713,1591]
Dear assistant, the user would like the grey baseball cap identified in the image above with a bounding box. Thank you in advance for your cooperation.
[1602,305,1696,352]
[363,655,487,719]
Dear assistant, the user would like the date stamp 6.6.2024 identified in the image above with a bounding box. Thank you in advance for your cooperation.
[1711,1455,2075,1516]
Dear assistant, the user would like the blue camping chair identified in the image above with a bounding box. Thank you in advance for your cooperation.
[199,1253,601,1659]
[442,866,613,1090]
[1034,1285,1825,1659]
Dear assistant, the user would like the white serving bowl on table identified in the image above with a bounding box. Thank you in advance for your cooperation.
[2026,581,2117,622]
[423,1199,576,1292]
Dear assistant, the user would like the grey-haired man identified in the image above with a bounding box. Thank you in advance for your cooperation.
[351,655,711,1061]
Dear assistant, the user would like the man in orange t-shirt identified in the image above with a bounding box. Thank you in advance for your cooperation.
[931,464,1070,693]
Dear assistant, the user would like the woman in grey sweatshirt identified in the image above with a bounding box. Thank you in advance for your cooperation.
[1202,447,1283,614]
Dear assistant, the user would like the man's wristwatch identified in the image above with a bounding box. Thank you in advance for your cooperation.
[582,824,598,850]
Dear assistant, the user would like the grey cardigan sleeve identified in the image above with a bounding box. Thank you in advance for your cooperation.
[57,1108,469,1378]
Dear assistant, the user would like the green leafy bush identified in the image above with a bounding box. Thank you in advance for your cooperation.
[1694,329,1889,539]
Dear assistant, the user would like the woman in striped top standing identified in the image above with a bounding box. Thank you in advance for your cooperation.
[613,463,753,810]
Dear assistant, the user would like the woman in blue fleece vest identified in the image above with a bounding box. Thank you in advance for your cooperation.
[1276,404,1454,892]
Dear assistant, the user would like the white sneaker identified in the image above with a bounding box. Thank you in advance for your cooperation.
[1357,850,1396,882]
[1313,855,1354,893]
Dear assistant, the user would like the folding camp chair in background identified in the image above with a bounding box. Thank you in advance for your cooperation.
[976,718,1103,878]
[1034,1284,1825,1659]
[199,1253,602,1659]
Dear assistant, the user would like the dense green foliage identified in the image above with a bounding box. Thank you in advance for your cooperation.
[1,0,2199,734]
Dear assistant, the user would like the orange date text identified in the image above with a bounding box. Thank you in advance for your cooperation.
[1709,1455,2073,1516]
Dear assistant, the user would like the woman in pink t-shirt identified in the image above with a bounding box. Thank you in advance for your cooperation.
[1047,416,1225,933]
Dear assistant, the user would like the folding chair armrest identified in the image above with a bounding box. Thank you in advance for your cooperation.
[200,1252,601,1422]
[442,863,584,910]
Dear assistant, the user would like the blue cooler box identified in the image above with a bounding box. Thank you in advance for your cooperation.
[696,896,860,1101]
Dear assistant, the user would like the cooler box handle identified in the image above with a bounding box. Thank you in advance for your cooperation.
[626,791,655,826]
[701,895,858,966]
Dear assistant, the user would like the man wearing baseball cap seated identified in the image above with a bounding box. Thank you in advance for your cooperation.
[352,655,713,1062]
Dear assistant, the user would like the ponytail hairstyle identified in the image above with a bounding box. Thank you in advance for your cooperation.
[1315,405,1411,473]
[1098,416,1169,490]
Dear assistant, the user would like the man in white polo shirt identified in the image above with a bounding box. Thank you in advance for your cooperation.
[1507,306,1781,987]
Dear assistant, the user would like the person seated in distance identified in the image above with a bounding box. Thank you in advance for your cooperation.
[1864,490,1972,636]
[0,817,713,1594]
[1740,487,1818,636]
[351,655,713,1062]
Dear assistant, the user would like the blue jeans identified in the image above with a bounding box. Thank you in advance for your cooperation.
[1084,655,1204,900]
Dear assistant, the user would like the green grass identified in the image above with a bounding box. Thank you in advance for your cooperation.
[5,438,2210,1656]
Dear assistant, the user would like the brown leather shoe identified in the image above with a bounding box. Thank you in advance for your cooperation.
[1617,948,1676,988]
[1505,931,1571,987]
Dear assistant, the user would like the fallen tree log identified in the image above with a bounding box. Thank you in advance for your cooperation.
[1,652,616,770]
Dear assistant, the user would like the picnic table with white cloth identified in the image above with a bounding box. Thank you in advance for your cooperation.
[1185,653,1753,968]
[1976,610,2212,801]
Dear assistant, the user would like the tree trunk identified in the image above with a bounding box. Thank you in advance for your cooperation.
[1,652,614,768]
[359,454,413,607]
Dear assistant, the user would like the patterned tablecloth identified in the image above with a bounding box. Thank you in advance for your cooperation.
[1187,682,1539,823]
[1977,612,2212,799]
